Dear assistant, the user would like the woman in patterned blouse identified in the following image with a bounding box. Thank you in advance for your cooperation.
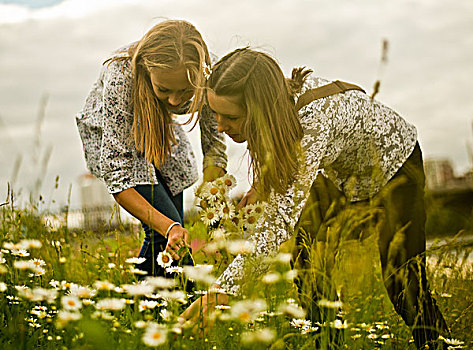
[182,48,449,349]
[75,20,227,279]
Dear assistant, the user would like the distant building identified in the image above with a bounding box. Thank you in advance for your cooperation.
[424,158,473,192]
[77,173,117,230]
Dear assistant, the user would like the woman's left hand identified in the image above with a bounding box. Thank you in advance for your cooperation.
[203,166,225,183]
[180,286,229,334]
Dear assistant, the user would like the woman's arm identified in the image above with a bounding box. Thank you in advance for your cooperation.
[113,188,189,260]
[200,104,227,180]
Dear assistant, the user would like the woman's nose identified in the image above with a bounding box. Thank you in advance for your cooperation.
[215,115,226,133]
[168,93,181,107]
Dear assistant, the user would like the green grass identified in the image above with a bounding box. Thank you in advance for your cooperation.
[0,198,472,350]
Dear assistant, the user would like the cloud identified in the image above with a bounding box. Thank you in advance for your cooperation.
[1,0,472,211]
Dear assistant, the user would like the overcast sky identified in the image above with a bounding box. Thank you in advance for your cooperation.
[0,0,472,212]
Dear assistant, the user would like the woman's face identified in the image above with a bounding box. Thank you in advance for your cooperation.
[149,65,195,111]
[207,90,246,143]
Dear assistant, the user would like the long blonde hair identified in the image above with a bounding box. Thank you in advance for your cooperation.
[107,20,210,168]
[208,48,311,197]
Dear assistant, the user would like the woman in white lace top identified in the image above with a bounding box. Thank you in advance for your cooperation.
[76,20,227,279]
[182,48,449,349]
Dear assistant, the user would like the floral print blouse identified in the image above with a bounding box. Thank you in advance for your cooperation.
[76,46,227,195]
[215,76,417,295]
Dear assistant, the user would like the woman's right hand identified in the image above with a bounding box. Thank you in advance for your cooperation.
[165,224,190,260]
[237,186,259,210]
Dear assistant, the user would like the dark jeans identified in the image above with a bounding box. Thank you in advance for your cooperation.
[293,143,449,349]
[133,171,194,289]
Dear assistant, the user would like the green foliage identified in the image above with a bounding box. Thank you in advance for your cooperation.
[0,186,472,350]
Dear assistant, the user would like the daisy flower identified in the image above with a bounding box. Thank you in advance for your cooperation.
[56,310,82,329]
[125,257,146,264]
[139,300,159,312]
[230,299,267,323]
[11,249,30,257]
[142,322,168,347]
[145,276,176,289]
[201,207,221,226]
[93,280,115,291]
[261,272,281,284]
[95,298,126,311]
[61,295,82,311]
[122,283,154,296]
[241,328,276,345]
[165,266,183,274]
[156,251,173,268]
[220,173,237,190]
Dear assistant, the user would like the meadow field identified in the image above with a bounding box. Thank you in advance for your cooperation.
[0,177,472,350]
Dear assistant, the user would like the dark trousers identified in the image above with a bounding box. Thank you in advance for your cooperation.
[133,171,194,289]
[293,143,449,349]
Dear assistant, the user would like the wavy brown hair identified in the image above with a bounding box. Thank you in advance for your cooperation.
[107,20,210,168]
[207,48,311,197]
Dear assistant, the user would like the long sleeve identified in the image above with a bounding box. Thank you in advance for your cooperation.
[215,103,337,295]
[100,61,143,194]
[199,104,227,170]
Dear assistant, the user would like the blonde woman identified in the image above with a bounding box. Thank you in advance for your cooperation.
[182,48,449,349]
[76,20,226,278]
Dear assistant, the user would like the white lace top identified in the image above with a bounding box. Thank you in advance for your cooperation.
[215,76,417,295]
[76,46,227,195]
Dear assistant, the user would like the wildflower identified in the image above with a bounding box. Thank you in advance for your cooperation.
[278,302,306,319]
[159,290,187,303]
[69,285,97,299]
[61,295,82,311]
[215,305,231,310]
[0,282,7,292]
[318,299,343,309]
[201,207,220,226]
[241,328,276,345]
[59,257,67,263]
[291,318,312,329]
[82,299,95,306]
[165,266,183,274]
[183,265,215,285]
[29,258,45,267]
[139,300,159,312]
[367,333,378,339]
[262,272,281,284]
[220,173,237,190]
[122,283,154,296]
[227,240,255,255]
[29,266,46,277]
[93,280,115,291]
[159,309,173,322]
[439,336,465,347]
[49,280,60,289]
[125,257,146,264]
[202,62,212,80]
[146,276,176,289]
[230,299,267,323]
[95,298,126,311]
[284,269,298,281]
[19,239,42,249]
[130,268,148,275]
[108,263,116,268]
[331,319,349,329]
[274,252,292,264]
[13,260,33,270]
[142,322,168,347]
[221,203,236,220]
[56,310,82,329]
[134,320,148,328]
[200,181,222,201]
[156,251,173,268]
